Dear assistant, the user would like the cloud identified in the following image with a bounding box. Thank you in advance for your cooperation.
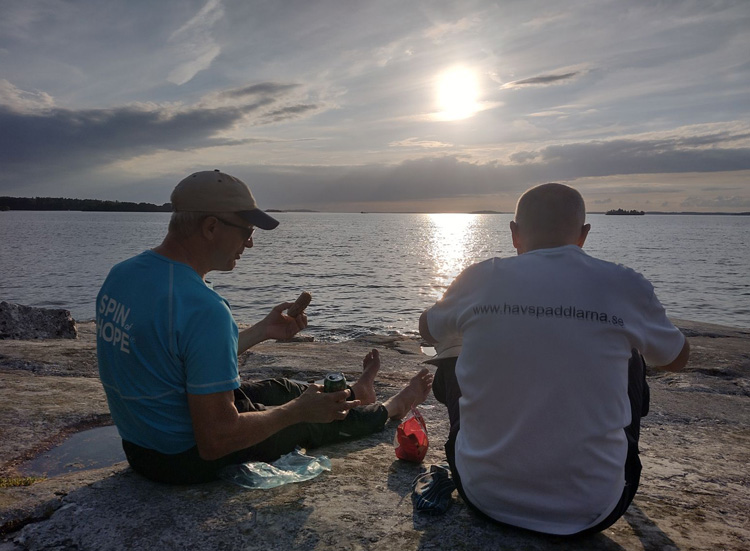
[528,110,570,118]
[0,79,319,192]
[534,130,750,179]
[509,151,540,164]
[253,128,750,208]
[501,71,580,89]
[217,157,516,209]
[198,82,322,124]
[424,16,481,41]
[216,83,301,101]
[389,137,452,149]
[0,79,55,113]
[681,195,750,208]
[3,91,750,207]
[0,103,238,179]
[166,0,225,85]
[262,104,319,124]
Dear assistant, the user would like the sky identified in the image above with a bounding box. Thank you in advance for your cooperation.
[1,0,749,213]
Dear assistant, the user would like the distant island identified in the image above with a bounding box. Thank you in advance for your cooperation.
[605,208,645,215]
[0,196,171,212]
[0,197,305,213]
[1,196,747,215]
[643,211,749,216]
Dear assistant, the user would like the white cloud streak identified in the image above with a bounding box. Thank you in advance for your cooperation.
[0,79,55,113]
[166,0,225,85]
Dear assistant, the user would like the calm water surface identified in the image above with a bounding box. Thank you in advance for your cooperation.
[1,211,748,338]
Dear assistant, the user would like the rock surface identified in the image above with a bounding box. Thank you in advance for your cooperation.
[0,319,748,550]
[0,303,77,341]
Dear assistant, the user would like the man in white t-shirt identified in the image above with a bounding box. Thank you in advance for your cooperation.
[419,183,689,536]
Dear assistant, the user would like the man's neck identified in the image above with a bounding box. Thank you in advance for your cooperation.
[152,234,209,279]
[518,242,579,254]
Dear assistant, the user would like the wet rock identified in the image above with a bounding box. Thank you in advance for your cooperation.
[0,303,77,340]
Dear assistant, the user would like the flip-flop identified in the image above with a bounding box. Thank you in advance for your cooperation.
[411,464,456,514]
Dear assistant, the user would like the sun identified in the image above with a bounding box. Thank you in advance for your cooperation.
[436,67,480,121]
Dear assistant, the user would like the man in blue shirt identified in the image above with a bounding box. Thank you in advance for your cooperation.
[97,169,432,484]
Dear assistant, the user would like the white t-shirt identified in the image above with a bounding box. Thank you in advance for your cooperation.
[426,245,685,535]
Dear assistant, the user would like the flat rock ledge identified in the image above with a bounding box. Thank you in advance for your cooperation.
[0,319,748,550]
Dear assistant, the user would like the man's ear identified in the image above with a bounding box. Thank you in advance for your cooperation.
[201,216,219,240]
[577,223,591,248]
[510,220,521,251]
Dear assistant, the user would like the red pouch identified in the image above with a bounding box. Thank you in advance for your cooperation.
[394,407,429,462]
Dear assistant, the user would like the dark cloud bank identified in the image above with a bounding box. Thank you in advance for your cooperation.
[2,93,749,207]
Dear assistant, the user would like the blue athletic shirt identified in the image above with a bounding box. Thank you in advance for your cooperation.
[96,250,241,454]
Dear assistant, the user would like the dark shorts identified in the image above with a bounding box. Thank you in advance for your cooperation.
[123,378,388,485]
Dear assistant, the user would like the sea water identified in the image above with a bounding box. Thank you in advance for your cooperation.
[3,210,749,476]
[1,211,748,336]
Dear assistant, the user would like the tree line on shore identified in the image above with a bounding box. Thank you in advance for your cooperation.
[2,196,747,216]
[605,208,645,215]
[0,197,171,212]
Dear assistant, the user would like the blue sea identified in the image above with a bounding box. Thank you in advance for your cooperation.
[1,211,748,339]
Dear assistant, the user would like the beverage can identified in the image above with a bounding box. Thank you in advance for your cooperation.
[323,372,347,393]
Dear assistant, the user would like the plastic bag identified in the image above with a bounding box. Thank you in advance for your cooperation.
[220,448,332,489]
[394,407,429,462]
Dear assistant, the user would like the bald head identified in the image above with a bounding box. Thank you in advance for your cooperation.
[510,183,590,254]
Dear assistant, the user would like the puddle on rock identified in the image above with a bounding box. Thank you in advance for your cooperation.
[19,425,125,477]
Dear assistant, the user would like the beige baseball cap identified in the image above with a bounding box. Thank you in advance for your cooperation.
[171,169,279,230]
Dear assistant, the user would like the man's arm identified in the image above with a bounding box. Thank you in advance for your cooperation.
[419,310,437,344]
[238,302,308,354]
[188,386,359,461]
[653,338,690,372]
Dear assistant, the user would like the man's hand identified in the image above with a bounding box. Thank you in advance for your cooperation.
[238,302,308,354]
[261,302,308,341]
[188,385,359,461]
[291,385,361,423]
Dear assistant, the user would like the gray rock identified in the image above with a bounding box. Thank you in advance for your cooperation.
[0,302,77,340]
[1,321,749,550]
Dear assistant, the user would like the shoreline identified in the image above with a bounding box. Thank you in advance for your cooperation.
[16,315,750,342]
[3,204,749,216]
[1,319,748,550]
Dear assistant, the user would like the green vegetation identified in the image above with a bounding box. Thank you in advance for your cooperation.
[605,208,645,215]
[0,197,171,212]
[0,476,46,488]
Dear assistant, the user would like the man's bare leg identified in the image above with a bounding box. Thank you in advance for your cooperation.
[383,368,434,420]
[350,348,380,405]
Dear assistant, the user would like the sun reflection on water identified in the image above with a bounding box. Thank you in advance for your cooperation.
[426,213,478,299]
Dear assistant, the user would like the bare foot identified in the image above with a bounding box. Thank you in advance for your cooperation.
[350,349,380,405]
[383,368,434,420]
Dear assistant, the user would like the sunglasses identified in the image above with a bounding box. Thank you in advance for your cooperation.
[213,216,256,241]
